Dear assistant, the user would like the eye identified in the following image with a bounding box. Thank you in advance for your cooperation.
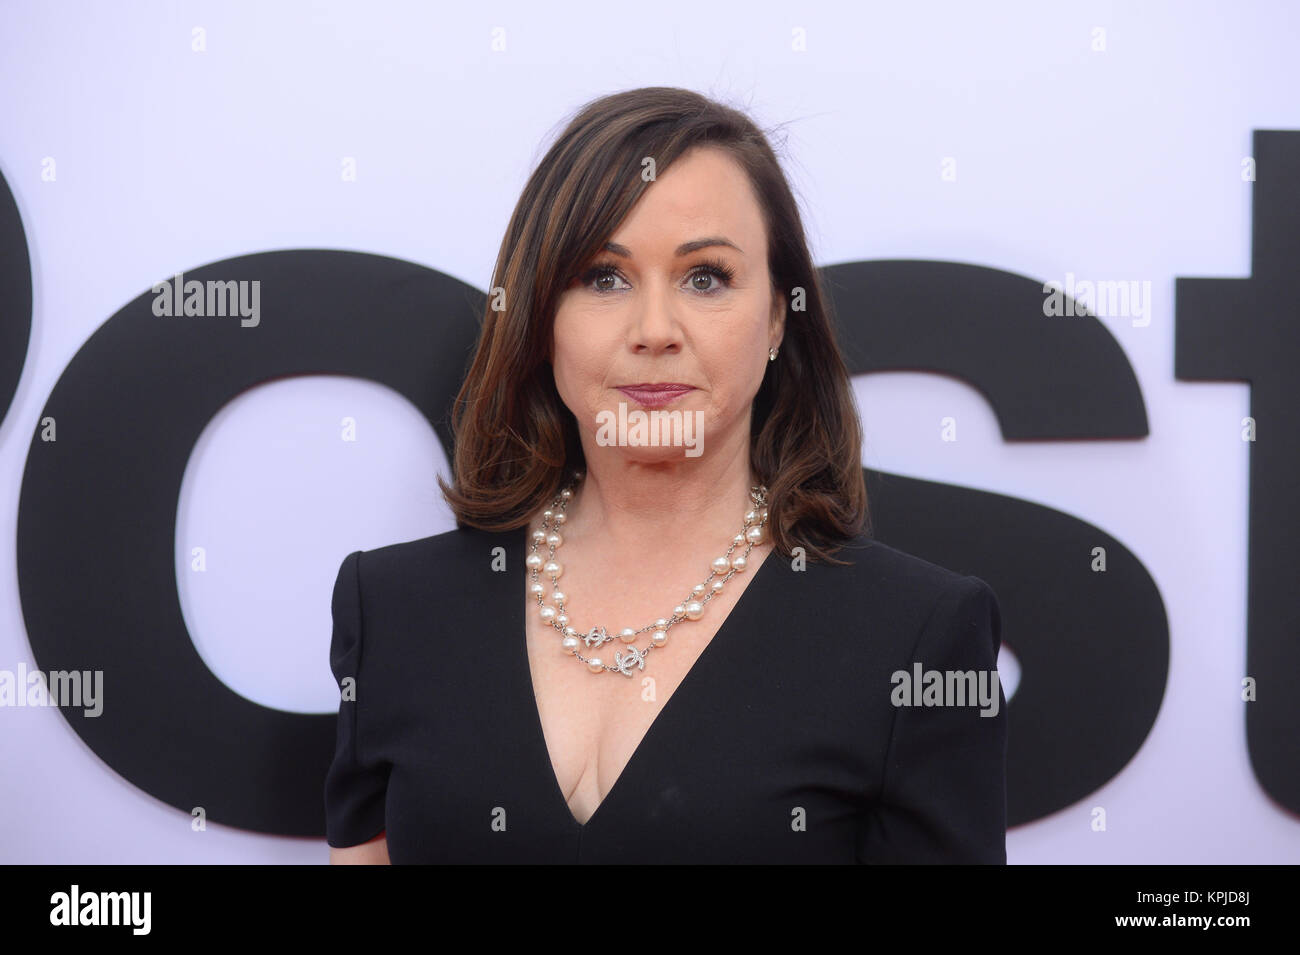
[576,263,630,294]
[687,260,737,294]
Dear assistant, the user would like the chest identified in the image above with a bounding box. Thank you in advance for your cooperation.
[523,544,773,825]
[376,530,892,862]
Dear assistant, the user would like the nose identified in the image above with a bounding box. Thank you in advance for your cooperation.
[629,280,682,355]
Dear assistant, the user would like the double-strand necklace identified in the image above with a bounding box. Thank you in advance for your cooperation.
[527,471,770,676]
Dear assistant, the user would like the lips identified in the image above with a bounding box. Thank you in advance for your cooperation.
[616,383,695,409]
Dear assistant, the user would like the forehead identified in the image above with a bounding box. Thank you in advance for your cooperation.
[610,146,766,248]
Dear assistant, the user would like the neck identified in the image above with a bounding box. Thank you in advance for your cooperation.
[553,450,761,563]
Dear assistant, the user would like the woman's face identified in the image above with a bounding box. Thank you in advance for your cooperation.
[550,145,785,469]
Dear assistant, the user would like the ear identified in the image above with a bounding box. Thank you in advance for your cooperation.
[770,289,786,352]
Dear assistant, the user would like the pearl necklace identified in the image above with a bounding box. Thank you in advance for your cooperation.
[527,471,771,676]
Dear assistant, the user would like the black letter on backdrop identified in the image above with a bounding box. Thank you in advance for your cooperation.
[824,259,1168,826]
[1176,129,1300,816]
[0,170,31,427]
[18,250,482,834]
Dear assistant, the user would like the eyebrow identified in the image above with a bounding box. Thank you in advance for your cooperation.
[602,236,744,257]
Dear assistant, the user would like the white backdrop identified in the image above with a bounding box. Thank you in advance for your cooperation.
[1,0,1296,862]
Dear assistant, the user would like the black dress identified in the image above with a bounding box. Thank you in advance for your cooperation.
[324,524,1007,863]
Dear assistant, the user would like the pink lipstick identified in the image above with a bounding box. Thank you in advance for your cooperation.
[616,383,695,409]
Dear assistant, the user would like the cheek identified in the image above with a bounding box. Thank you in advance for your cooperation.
[699,359,762,419]
[700,319,768,400]
[551,330,613,405]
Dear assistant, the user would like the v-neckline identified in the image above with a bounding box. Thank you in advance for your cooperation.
[512,524,778,831]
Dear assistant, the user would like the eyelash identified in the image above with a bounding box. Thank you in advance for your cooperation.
[576,257,737,295]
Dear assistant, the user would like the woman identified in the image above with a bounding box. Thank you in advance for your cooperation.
[325,87,1007,864]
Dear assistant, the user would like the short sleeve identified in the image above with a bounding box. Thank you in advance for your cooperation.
[323,549,390,848]
[858,575,1008,864]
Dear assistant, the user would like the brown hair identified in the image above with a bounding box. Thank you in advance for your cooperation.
[438,86,868,563]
